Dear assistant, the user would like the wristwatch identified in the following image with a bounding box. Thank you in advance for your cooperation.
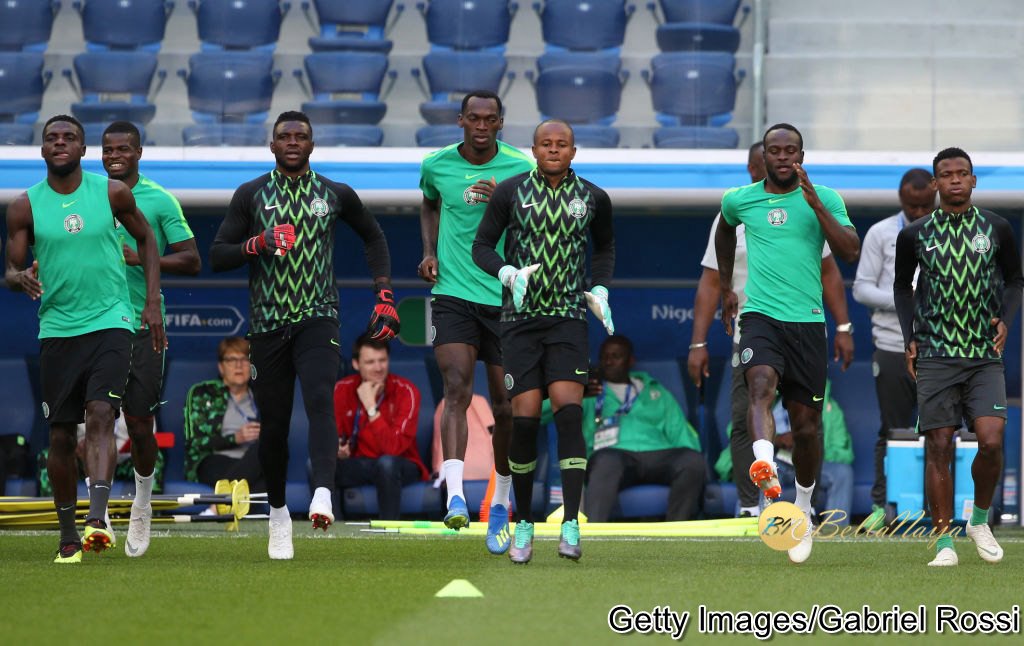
[367,406,378,418]
[836,323,854,334]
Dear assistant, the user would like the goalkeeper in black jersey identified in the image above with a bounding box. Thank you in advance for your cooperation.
[894,147,1023,567]
[211,111,399,560]
[473,120,615,564]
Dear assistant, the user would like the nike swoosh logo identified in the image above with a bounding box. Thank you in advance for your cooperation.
[926,244,940,252]
[522,202,540,208]
[768,197,786,204]
[565,458,587,467]
[330,339,340,347]
[980,546,1000,557]
[264,204,280,211]
[108,392,121,399]
[126,541,140,555]
[465,173,483,180]
[574,369,588,375]
[812,396,824,402]
[993,405,1007,410]
[62,200,78,208]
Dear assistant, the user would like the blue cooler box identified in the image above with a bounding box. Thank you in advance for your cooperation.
[887,436,979,521]
[953,438,978,521]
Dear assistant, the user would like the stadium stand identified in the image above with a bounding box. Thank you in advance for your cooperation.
[648,0,746,25]
[411,51,512,125]
[303,0,403,54]
[74,0,174,52]
[189,0,290,52]
[181,122,268,146]
[0,0,61,52]
[528,64,627,147]
[643,51,741,148]
[0,52,50,145]
[652,125,739,149]
[64,51,164,126]
[179,51,279,124]
[0,358,39,496]
[533,0,635,54]
[417,0,518,52]
[295,52,394,125]
[655,22,740,53]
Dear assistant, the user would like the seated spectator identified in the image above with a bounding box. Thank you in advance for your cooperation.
[432,394,495,482]
[333,334,429,520]
[38,415,165,496]
[573,334,705,522]
[183,337,265,492]
[772,380,855,526]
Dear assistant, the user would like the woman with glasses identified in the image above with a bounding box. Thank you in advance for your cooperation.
[183,337,265,492]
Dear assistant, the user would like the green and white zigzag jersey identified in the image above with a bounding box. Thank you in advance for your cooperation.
[419,141,534,305]
[894,206,1023,359]
[119,174,194,326]
[474,168,615,322]
[27,171,133,338]
[721,180,851,323]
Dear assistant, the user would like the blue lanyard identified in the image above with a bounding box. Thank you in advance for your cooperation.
[594,382,637,424]
[228,391,257,421]
[350,390,385,449]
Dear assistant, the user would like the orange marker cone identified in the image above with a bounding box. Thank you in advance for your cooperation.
[478,468,497,523]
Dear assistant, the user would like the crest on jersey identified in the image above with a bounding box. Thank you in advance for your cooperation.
[310,198,329,217]
[504,373,514,390]
[568,198,587,219]
[741,348,753,364]
[462,186,480,206]
[64,214,84,234]
[972,233,991,253]
[250,364,258,381]
[767,209,787,226]
[41,402,50,418]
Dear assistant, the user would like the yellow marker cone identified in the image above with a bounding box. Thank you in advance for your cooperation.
[435,579,483,598]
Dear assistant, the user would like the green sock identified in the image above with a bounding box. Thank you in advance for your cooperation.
[936,534,954,553]
[970,506,989,526]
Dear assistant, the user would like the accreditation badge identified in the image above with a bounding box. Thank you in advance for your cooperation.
[593,420,620,451]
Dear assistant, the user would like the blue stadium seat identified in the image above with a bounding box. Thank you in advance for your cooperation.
[0,125,35,145]
[827,361,881,517]
[571,125,619,148]
[536,50,621,74]
[304,0,403,54]
[315,125,384,147]
[74,0,174,52]
[650,0,743,25]
[0,52,50,126]
[642,52,740,127]
[417,0,518,52]
[189,0,290,52]
[0,0,60,52]
[181,123,268,145]
[656,22,740,53]
[530,65,628,126]
[415,124,463,148]
[179,52,279,123]
[412,51,510,125]
[0,358,39,495]
[64,52,163,126]
[653,126,738,149]
[295,52,393,125]
[534,0,634,53]
[158,358,218,488]
[82,122,148,146]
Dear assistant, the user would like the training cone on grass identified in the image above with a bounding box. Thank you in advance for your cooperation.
[545,505,587,524]
[435,579,483,598]
[479,469,497,523]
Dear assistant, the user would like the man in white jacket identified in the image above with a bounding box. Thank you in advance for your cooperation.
[852,168,935,529]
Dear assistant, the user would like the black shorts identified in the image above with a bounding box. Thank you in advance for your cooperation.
[40,328,132,424]
[737,312,827,410]
[123,327,165,417]
[501,316,589,398]
[430,295,502,366]
[916,358,1007,432]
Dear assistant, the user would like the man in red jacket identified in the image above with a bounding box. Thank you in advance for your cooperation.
[333,334,429,519]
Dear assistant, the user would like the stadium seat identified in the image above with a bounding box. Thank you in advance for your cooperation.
[417,0,518,52]
[0,0,60,52]
[74,0,174,52]
[314,125,384,147]
[642,52,741,127]
[303,0,403,54]
[411,51,511,125]
[415,124,463,148]
[0,125,35,145]
[648,0,745,25]
[571,125,619,148]
[533,0,634,53]
[536,50,621,74]
[179,52,279,124]
[295,52,394,126]
[0,358,39,495]
[189,0,290,52]
[158,358,218,488]
[656,22,740,53]
[827,361,882,517]
[181,123,268,145]
[64,52,164,126]
[653,126,739,149]
[81,122,148,146]
[0,52,50,126]
[529,65,628,126]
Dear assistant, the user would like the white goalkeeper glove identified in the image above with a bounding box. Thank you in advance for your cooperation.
[585,285,615,335]
[498,263,540,312]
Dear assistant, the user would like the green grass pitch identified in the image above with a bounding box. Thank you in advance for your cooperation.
[2,523,1021,645]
